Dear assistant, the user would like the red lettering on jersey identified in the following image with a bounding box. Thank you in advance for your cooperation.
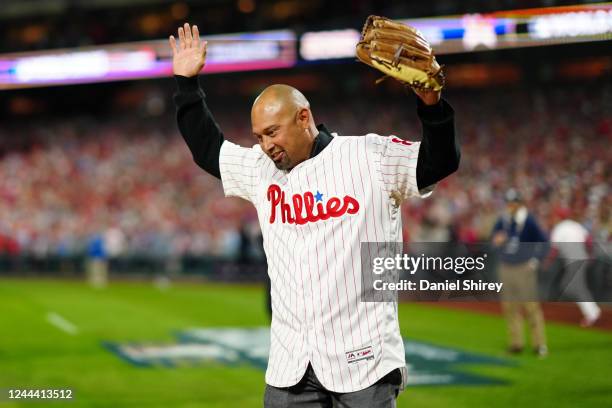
[304,191,316,221]
[391,137,413,146]
[281,191,294,224]
[292,193,306,225]
[267,184,360,225]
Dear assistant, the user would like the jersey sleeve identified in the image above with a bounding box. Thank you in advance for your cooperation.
[367,134,434,203]
[218,140,263,202]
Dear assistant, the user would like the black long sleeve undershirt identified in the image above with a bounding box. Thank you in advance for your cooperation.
[174,75,460,190]
[414,97,461,191]
[174,75,224,179]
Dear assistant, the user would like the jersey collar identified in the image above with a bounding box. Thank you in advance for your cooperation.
[309,124,334,159]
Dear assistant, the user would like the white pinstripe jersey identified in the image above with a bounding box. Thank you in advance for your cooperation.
[219,132,433,393]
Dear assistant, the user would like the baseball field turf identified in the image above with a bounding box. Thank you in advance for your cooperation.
[0,278,610,407]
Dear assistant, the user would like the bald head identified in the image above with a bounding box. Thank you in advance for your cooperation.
[252,84,310,118]
[251,84,318,171]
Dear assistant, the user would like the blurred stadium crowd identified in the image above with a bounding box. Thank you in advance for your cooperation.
[0,0,588,52]
[0,82,610,260]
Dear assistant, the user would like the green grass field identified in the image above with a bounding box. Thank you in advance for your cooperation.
[0,278,610,407]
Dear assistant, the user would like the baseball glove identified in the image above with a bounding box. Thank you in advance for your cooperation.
[356,15,445,91]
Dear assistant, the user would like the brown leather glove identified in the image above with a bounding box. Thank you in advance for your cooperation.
[356,15,445,91]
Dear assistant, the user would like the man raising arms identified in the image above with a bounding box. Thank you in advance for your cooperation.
[170,22,460,408]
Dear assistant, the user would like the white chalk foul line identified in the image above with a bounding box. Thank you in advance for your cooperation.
[46,312,79,335]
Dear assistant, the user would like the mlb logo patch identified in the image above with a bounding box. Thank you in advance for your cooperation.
[346,345,375,364]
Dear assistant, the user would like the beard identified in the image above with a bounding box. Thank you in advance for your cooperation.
[273,153,292,170]
[274,158,291,170]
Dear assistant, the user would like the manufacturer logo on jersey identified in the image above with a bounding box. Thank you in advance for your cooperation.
[267,184,360,225]
[346,345,375,364]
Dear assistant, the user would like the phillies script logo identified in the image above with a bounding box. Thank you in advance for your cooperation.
[267,184,360,225]
[391,137,413,146]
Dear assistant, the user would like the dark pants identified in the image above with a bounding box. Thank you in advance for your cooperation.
[264,364,402,408]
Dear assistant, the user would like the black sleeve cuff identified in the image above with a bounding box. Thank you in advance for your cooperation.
[416,97,454,125]
[175,75,202,93]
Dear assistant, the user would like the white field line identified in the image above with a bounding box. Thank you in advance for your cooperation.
[46,312,79,335]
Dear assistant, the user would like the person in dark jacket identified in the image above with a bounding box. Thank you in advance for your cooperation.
[492,189,549,357]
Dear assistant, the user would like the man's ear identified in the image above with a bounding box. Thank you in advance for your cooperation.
[296,108,309,128]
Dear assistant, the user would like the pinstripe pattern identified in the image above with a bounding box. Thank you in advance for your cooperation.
[218,134,433,393]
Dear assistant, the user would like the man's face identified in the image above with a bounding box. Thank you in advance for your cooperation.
[506,201,520,215]
[251,103,312,171]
